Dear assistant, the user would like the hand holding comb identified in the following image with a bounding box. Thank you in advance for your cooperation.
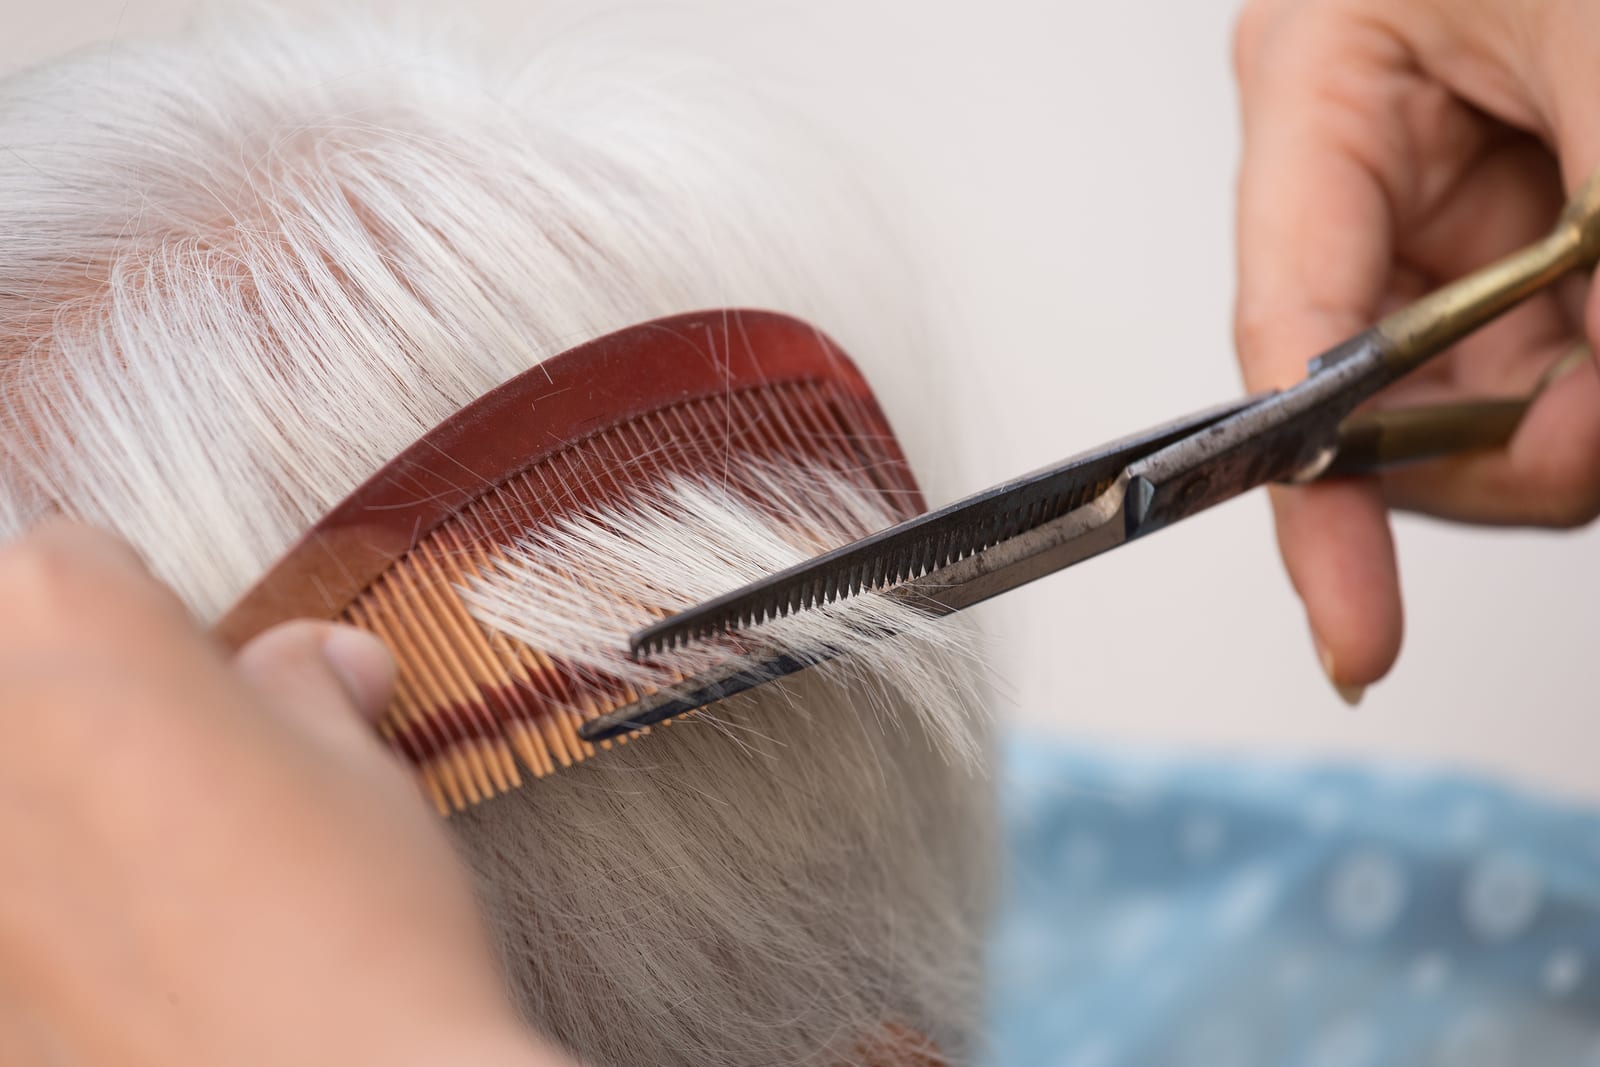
[217,311,928,812]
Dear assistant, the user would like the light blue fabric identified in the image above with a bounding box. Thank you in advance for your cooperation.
[985,734,1600,1066]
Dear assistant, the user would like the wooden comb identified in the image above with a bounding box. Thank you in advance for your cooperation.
[215,310,923,814]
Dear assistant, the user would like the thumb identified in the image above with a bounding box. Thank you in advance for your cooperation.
[1527,6,1600,358]
[1532,1,1600,192]
[233,621,397,751]
[1234,13,1405,689]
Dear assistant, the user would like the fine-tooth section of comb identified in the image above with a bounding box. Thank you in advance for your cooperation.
[215,310,921,814]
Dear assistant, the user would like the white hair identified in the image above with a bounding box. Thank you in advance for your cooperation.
[0,11,993,1066]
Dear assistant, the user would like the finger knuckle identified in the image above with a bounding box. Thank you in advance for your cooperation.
[0,537,91,621]
[1230,2,1270,80]
[0,526,185,645]
[1233,301,1277,360]
[1232,0,1308,82]
[1541,484,1600,530]
[1526,460,1600,529]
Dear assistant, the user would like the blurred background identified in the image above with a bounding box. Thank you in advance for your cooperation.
[8,0,1598,801]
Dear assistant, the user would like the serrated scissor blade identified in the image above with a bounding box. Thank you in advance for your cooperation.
[626,396,1252,659]
[577,396,1254,742]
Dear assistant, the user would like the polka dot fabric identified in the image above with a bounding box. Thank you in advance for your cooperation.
[986,736,1600,1066]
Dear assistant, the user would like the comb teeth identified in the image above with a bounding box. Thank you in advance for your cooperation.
[216,311,922,813]
[339,378,919,814]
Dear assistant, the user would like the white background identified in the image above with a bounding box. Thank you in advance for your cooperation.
[8,0,1599,799]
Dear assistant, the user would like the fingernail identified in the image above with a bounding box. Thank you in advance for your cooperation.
[1316,638,1366,708]
[321,626,397,722]
[1536,344,1591,392]
[1333,681,1367,707]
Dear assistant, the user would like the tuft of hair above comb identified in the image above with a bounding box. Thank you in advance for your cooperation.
[216,310,926,814]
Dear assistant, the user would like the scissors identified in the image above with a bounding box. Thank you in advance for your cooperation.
[580,171,1600,743]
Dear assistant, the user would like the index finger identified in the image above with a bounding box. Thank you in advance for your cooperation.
[1233,7,1417,687]
[1234,7,1397,386]
[0,520,194,665]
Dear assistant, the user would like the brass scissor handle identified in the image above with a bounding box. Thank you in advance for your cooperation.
[1130,168,1600,532]
[1304,169,1600,479]
[1320,346,1592,479]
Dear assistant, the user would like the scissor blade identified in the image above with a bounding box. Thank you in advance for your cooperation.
[581,480,1131,742]
[578,397,1259,743]
[627,395,1256,659]
[580,646,834,742]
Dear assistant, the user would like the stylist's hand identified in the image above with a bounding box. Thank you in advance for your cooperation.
[1234,0,1600,698]
[0,522,572,1067]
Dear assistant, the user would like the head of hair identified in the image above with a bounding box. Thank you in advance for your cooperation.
[0,12,994,1065]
